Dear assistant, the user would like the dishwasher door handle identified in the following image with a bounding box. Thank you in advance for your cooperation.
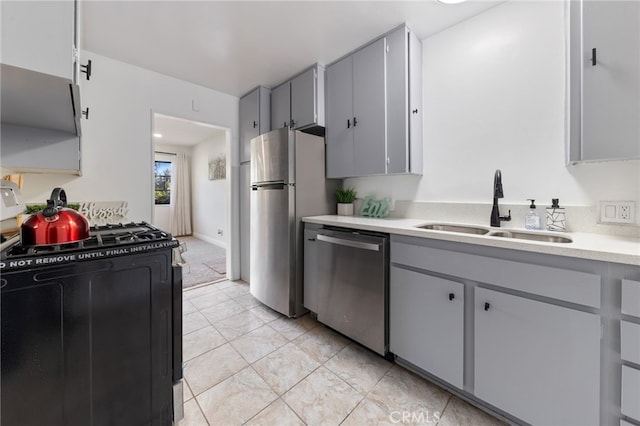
[316,234,381,252]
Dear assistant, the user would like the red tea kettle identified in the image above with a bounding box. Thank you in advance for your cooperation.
[21,188,90,246]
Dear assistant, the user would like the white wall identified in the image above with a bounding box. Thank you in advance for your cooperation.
[346,1,639,210]
[191,132,228,248]
[20,51,239,220]
[18,51,241,277]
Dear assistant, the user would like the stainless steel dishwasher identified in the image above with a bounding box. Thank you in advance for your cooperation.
[316,227,389,356]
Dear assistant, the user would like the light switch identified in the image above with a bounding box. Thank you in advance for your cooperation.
[605,205,616,218]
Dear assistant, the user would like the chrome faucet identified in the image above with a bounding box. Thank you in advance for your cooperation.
[490,169,511,227]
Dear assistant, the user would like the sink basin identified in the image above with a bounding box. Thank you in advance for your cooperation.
[415,224,489,235]
[488,231,573,244]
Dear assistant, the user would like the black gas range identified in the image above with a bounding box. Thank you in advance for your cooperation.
[1,222,178,269]
[1,222,184,425]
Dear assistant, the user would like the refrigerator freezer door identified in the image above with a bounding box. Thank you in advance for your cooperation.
[250,182,294,316]
[250,128,291,184]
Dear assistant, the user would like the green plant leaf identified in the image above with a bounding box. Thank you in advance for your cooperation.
[335,187,357,203]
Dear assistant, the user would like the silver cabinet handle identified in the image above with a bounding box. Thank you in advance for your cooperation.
[317,234,380,252]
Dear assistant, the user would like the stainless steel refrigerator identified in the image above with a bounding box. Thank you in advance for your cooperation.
[250,128,336,317]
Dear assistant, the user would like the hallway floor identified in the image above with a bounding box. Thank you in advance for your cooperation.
[178,280,505,426]
[177,236,226,288]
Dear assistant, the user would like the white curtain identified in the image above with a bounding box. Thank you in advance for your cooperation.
[171,152,192,236]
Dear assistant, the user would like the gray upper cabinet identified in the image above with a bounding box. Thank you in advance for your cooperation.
[1,0,77,81]
[326,39,386,178]
[271,82,290,130]
[239,86,270,163]
[325,24,423,178]
[270,64,325,132]
[569,0,640,162]
[353,39,387,176]
[291,66,325,130]
[0,0,82,175]
[326,55,355,178]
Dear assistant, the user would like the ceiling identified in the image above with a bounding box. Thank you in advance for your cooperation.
[81,0,503,98]
[153,113,226,146]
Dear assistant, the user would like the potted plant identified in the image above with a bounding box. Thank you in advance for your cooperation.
[336,187,357,216]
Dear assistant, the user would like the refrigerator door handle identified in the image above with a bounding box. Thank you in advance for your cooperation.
[317,234,381,252]
[251,182,286,191]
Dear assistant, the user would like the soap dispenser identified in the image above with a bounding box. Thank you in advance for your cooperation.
[546,198,566,231]
[525,199,541,230]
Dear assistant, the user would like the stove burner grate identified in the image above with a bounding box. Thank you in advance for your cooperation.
[2,222,174,259]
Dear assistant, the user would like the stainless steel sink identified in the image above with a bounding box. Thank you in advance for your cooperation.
[415,224,489,235]
[488,230,573,243]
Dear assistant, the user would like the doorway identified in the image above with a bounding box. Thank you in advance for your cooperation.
[151,112,231,287]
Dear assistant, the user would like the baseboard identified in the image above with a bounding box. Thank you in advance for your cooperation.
[192,232,227,250]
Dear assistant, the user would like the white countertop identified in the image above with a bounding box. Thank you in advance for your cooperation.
[303,215,640,266]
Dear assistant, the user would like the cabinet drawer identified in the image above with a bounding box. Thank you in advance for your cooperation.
[622,279,640,317]
[622,365,640,421]
[391,242,600,307]
[622,321,640,365]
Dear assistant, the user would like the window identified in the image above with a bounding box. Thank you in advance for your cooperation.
[154,161,172,205]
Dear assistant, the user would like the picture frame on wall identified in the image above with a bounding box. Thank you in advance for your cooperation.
[209,155,226,180]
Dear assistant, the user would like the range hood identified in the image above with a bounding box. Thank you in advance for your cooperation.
[1,63,81,136]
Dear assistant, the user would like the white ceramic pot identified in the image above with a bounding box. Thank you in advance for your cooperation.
[337,203,354,216]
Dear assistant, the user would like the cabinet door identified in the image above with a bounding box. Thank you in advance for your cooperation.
[0,124,80,173]
[303,228,319,312]
[385,27,409,174]
[390,266,464,388]
[353,38,386,176]
[475,288,600,425]
[291,67,316,129]
[240,89,259,163]
[1,0,75,80]
[326,55,354,178]
[581,1,640,160]
[271,82,290,130]
[408,30,423,175]
[622,365,640,421]
[240,163,251,282]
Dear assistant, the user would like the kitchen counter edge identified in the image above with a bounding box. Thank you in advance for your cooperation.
[302,215,640,266]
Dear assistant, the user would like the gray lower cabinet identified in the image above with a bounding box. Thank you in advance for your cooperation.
[388,233,619,424]
[622,365,640,421]
[390,266,463,388]
[621,278,640,423]
[475,287,601,425]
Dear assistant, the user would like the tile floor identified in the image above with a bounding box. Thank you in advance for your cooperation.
[179,280,506,426]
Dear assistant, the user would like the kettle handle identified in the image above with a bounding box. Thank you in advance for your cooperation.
[49,188,68,208]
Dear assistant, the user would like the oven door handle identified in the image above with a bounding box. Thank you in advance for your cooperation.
[316,234,381,252]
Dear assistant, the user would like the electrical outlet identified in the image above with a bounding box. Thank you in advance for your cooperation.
[599,201,635,224]
[217,229,223,236]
